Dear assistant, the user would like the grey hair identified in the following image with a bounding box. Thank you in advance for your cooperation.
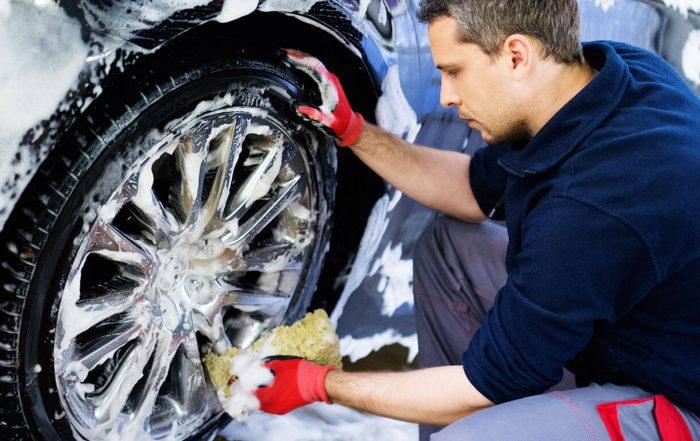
[417,0,583,65]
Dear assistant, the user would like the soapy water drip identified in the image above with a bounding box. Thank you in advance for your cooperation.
[53,104,321,440]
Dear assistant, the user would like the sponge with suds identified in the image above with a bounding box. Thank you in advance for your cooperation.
[203,309,342,399]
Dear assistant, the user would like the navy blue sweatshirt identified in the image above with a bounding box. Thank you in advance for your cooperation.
[463,41,700,414]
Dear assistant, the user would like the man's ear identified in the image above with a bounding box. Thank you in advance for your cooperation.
[502,34,533,80]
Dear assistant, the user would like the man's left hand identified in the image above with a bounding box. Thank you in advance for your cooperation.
[284,49,364,147]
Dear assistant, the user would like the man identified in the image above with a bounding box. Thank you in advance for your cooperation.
[252,1,700,439]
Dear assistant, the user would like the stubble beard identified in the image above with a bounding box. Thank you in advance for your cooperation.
[484,118,530,145]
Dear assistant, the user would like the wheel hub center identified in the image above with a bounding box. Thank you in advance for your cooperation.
[157,252,189,291]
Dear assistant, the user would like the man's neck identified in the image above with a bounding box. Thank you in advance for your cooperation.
[527,60,598,137]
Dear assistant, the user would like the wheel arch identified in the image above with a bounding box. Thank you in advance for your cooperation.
[149,9,383,122]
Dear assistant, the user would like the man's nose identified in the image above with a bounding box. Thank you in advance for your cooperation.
[439,81,460,108]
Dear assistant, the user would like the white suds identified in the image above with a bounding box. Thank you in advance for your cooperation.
[188,90,270,122]
[339,330,418,363]
[662,0,699,16]
[375,65,421,143]
[218,348,274,420]
[330,190,398,326]
[369,243,414,317]
[595,0,699,14]
[247,124,274,136]
[258,0,321,14]
[285,55,339,115]
[245,146,283,204]
[594,0,616,11]
[0,0,10,19]
[216,0,258,23]
[357,0,371,17]
[682,30,700,86]
[285,201,312,221]
[0,0,87,226]
[377,0,388,26]
[80,0,211,36]
[74,382,95,400]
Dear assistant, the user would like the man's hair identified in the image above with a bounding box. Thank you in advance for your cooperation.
[417,0,583,65]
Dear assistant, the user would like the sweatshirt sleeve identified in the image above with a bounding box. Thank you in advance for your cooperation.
[469,144,510,220]
[462,196,659,403]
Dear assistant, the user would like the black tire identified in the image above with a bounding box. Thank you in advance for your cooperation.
[0,51,336,440]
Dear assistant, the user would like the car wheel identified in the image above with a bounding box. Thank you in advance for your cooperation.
[0,52,335,440]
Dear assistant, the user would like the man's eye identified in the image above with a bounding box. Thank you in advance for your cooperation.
[446,69,460,78]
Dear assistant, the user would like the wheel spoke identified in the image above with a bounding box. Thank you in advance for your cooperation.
[128,332,183,427]
[222,175,304,249]
[122,167,178,240]
[192,289,234,353]
[77,289,147,329]
[192,288,235,319]
[88,219,156,274]
[91,327,158,424]
[196,312,230,354]
[217,287,292,349]
[195,115,249,236]
[229,289,292,316]
[90,249,155,279]
[176,131,209,227]
[172,334,207,409]
[225,141,285,220]
[76,319,144,373]
[241,242,304,272]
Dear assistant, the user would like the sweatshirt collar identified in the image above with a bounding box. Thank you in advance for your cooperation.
[497,41,630,177]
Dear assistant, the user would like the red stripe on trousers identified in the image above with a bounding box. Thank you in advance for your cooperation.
[596,395,692,441]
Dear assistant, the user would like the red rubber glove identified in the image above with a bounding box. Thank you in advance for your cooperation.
[285,49,365,147]
[255,356,336,415]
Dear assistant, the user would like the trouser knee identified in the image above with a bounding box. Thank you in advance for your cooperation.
[412,216,464,296]
[413,216,498,304]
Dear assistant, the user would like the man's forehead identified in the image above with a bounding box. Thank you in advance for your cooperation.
[428,15,461,43]
[428,16,472,66]
[430,21,492,70]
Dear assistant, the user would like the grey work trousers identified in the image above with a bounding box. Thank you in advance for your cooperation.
[412,216,700,441]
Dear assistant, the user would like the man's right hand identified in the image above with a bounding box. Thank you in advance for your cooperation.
[255,356,336,415]
[284,49,364,147]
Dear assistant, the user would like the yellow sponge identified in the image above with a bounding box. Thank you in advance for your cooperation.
[203,309,342,397]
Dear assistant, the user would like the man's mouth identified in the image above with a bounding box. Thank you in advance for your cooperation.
[458,112,477,126]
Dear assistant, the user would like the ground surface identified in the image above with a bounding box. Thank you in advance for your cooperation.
[219,403,417,441]
[219,344,419,440]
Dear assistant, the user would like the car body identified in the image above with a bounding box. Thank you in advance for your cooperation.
[0,0,697,439]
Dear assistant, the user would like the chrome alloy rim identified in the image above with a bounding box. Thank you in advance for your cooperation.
[54,108,320,440]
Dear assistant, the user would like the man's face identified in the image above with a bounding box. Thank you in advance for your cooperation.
[428,16,528,144]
